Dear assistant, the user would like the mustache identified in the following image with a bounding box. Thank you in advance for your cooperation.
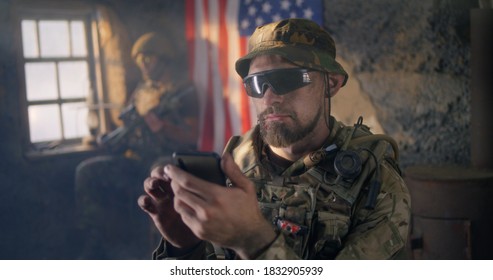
[258,105,296,120]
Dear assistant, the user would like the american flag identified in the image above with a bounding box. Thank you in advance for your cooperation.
[185,0,323,152]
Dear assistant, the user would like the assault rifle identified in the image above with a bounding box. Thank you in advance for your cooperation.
[99,84,193,153]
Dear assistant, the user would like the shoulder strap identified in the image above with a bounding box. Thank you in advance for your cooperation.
[309,118,400,205]
[223,135,241,155]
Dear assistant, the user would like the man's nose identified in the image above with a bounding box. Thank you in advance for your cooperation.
[261,83,283,106]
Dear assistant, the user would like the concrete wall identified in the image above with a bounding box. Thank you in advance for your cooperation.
[325,0,474,169]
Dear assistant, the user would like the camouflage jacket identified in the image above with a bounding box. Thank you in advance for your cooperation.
[153,117,411,259]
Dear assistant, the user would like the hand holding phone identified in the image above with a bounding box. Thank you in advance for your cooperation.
[172,151,227,186]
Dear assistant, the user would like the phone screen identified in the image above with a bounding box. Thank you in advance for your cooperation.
[172,151,227,186]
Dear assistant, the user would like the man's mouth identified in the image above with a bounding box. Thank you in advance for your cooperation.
[263,114,291,122]
[259,105,295,123]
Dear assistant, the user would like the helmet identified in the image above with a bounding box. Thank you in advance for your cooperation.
[235,18,348,86]
[131,32,176,61]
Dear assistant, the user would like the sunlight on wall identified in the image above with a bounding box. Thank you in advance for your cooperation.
[331,57,384,134]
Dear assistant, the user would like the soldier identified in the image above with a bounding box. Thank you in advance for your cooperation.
[74,32,199,259]
[138,19,411,259]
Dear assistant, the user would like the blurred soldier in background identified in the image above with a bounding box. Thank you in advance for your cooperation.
[74,32,199,259]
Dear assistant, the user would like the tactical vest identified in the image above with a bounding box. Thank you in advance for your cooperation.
[224,118,400,259]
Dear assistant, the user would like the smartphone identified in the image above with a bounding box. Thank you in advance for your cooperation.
[172,151,227,186]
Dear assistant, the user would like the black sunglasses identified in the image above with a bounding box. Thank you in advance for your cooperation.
[243,68,312,98]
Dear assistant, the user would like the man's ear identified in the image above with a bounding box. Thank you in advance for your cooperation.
[328,74,345,98]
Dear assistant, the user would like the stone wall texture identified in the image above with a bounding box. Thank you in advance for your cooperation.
[324,0,475,169]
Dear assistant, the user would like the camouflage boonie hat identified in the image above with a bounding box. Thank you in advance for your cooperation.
[235,18,348,86]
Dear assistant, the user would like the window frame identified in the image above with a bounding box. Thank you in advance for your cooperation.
[14,3,109,157]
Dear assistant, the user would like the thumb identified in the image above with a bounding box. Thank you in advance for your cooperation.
[221,153,254,192]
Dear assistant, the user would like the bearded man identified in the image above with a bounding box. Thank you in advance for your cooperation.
[138,19,411,260]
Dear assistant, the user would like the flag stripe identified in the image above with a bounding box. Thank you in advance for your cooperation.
[204,0,215,151]
[217,0,233,147]
[186,0,244,152]
[225,0,247,136]
[239,35,252,132]
[189,0,211,150]
[185,0,195,82]
[206,0,226,152]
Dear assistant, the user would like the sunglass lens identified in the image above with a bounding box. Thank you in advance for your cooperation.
[244,75,266,97]
[243,68,311,98]
[266,69,310,95]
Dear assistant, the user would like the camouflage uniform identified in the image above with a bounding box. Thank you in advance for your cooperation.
[153,118,410,259]
[75,33,198,259]
[230,120,410,259]
[152,19,411,259]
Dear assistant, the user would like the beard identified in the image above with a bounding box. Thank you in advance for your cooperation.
[258,104,322,148]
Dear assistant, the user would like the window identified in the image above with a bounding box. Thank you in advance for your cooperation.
[16,4,108,155]
[22,19,92,144]
[16,3,131,156]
